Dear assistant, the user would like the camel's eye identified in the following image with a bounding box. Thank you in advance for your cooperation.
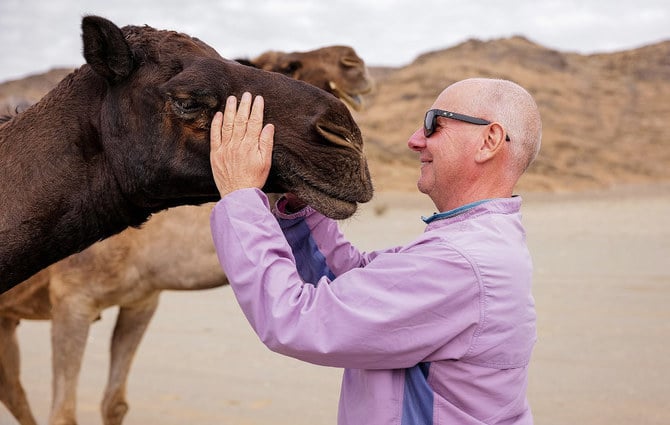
[172,97,201,117]
[166,92,219,128]
[168,93,218,123]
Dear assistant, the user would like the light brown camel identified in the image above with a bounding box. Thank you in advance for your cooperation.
[0,16,373,294]
[0,208,219,425]
[237,45,373,110]
[0,47,374,425]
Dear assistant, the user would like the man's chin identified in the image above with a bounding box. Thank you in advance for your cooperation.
[416,180,429,195]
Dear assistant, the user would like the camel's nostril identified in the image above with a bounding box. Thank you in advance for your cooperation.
[316,122,360,151]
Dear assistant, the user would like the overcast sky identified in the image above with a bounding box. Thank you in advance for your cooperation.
[1,0,668,82]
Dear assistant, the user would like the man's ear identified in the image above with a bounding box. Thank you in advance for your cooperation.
[475,123,507,163]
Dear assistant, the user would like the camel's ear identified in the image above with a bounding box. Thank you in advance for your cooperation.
[277,59,303,78]
[234,58,255,67]
[81,15,134,83]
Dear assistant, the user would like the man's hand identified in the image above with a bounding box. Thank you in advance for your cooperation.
[210,92,275,197]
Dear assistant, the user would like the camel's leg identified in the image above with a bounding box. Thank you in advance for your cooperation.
[0,317,38,425]
[49,301,93,425]
[101,293,159,425]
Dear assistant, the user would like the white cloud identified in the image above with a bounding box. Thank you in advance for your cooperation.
[0,0,668,82]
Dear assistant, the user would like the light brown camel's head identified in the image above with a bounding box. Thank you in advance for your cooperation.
[244,46,374,111]
[81,16,372,219]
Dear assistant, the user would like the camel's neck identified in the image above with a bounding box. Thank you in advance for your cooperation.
[0,154,150,293]
[0,69,152,293]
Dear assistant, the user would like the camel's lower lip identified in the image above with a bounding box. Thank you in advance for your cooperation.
[338,91,363,111]
[340,92,363,111]
[273,153,372,219]
[328,81,365,111]
[293,181,361,220]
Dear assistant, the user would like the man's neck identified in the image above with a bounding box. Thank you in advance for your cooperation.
[432,184,513,213]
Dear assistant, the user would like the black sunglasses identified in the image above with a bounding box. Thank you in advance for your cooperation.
[424,109,510,141]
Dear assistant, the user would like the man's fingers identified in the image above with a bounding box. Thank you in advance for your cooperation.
[259,123,275,157]
[210,111,223,150]
[246,95,265,141]
[221,95,237,144]
[232,92,252,142]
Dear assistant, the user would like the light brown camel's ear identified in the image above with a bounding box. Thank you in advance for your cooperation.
[276,58,303,78]
[81,15,134,83]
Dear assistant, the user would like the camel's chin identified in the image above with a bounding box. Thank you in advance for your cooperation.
[311,196,358,220]
[293,186,359,220]
[272,163,372,220]
[264,189,357,219]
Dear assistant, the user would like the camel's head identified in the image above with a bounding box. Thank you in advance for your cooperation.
[247,46,374,111]
[82,16,373,219]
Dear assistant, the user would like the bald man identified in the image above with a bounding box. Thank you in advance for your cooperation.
[209,78,542,425]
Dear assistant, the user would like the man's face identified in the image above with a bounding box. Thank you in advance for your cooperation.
[408,90,482,207]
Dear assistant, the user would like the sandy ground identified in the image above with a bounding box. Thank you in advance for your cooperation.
[2,183,669,425]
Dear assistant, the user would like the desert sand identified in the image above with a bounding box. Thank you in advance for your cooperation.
[2,183,669,425]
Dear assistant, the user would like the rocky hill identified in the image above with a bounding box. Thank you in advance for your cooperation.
[2,36,669,192]
[356,36,670,192]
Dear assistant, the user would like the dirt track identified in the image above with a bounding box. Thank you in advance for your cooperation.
[2,183,669,425]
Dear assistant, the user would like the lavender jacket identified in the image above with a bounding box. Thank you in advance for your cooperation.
[210,188,536,424]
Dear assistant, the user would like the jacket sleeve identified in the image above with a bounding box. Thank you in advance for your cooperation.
[272,197,395,282]
[210,188,480,370]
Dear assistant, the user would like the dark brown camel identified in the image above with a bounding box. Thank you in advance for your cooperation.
[0,16,373,294]
[0,45,374,425]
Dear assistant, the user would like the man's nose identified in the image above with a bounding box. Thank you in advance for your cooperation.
[407,128,426,152]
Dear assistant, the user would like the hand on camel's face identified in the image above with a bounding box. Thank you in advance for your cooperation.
[210,92,275,197]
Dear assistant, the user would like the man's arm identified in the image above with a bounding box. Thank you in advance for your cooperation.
[211,189,480,370]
